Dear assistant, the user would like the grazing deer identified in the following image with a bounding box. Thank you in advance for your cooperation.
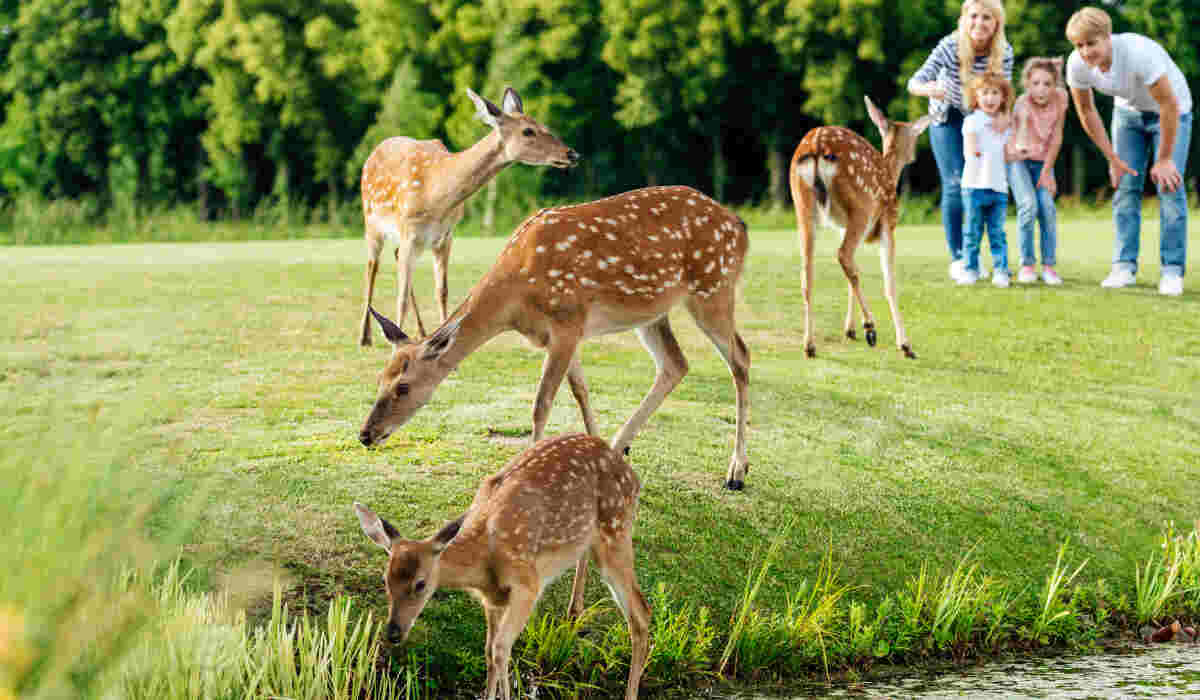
[359,86,579,345]
[789,96,931,359]
[358,185,752,490]
[354,433,651,700]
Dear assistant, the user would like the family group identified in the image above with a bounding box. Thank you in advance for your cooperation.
[908,3,1191,295]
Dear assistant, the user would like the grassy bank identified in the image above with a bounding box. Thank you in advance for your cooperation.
[2,218,1199,696]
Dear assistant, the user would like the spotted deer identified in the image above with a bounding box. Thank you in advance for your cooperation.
[359,87,579,345]
[789,96,931,359]
[354,433,651,700]
[358,185,752,490]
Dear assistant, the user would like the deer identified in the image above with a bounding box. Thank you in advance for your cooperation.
[359,86,580,345]
[354,433,651,700]
[358,185,752,490]
[789,95,931,359]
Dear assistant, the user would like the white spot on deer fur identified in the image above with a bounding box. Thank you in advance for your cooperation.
[556,241,571,251]
[624,265,635,274]
[549,269,562,277]
[605,233,617,241]
[536,245,546,253]
[607,256,620,264]
[597,260,608,270]
[581,250,593,258]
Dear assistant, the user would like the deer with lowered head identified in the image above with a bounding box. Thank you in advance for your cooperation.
[359,86,579,345]
[358,185,752,490]
[789,95,931,359]
[354,433,651,700]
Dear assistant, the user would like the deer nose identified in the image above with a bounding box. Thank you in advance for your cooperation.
[359,429,373,446]
[385,621,405,644]
[567,149,581,165]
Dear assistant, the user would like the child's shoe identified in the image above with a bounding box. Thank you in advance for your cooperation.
[957,269,980,285]
[992,270,1011,288]
[1017,266,1037,284]
[1041,267,1063,286]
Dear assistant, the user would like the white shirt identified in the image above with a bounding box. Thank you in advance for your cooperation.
[1067,34,1192,115]
[962,111,1009,193]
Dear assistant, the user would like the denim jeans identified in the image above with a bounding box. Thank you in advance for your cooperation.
[930,107,966,262]
[963,188,1009,274]
[1006,159,1058,267]
[1111,108,1192,277]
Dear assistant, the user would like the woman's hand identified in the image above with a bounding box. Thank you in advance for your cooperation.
[923,82,946,101]
[990,114,1010,133]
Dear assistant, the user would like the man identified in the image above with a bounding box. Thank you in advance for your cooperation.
[1066,7,1191,296]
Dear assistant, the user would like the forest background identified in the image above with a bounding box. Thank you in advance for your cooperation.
[0,0,1196,240]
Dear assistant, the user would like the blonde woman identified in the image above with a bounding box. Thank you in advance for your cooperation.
[1066,7,1191,296]
[907,0,1014,283]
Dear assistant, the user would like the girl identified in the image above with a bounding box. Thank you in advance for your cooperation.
[1007,58,1069,285]
[959,72,1014,287]
[907,0,1014,283]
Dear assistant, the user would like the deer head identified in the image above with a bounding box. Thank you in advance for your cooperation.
[466,87,580,169]
[358,307,461,447]
[354,502,463,643]
[864,96,931,171]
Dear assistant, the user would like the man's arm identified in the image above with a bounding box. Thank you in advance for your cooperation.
[1070,86,1137,188]
[1147,76,1183,192]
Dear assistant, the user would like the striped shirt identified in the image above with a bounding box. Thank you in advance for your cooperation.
[908,34,1014,123]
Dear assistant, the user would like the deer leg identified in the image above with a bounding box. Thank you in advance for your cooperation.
[593,533,651,700]
[611,318,687,457]
[797,194,818,358]
[487,582,539,700]
[432,235,452,324]
[566,351,600,436]
[532,330,583,444]
[483,603,500,687]
[837,227,877,347]
[686,296,751,491]
[361,231,384,346]
[879,228,915,358]
[566,555,590,621]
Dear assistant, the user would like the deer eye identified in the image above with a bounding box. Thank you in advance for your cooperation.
[413,580,426,595]
[522,127,535,137]
[394,383,410,397]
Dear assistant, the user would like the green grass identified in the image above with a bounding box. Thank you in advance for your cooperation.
[2,214,1199,695]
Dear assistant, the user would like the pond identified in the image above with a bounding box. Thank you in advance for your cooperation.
[724,643,1200,699]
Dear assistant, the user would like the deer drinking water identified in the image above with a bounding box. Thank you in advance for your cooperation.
[358,185,752,490]
[359,87,579,344]
[789,96,931,359]
[354,433,651,700]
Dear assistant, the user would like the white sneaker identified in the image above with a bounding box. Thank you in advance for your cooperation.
[1017,266,1038,284]
[957,269,980,285]
[1042,268,1063,286]
[949,259,966,282]
[1159,275,1183,296]
[1100,267,1136,288]
[992,271,1011,288]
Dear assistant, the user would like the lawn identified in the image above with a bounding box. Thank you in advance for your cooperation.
[2,214,1198,691]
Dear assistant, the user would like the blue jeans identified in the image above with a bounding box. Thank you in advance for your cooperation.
[964,188,1009,274]
[1006,159,1058,267]
[930,107,966,262]
[1111,108,1191,277]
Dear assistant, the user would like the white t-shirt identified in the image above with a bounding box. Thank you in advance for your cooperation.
[962,111,1009,193]
[1067,34,1193,114]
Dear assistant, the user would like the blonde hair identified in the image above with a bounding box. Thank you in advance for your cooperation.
[1065,7,1112,44]
[965,72,1014,114]
[1020,57,1064,91]
[956,0,1009,90]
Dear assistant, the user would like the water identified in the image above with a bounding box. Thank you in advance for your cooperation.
[729,644,1200,699]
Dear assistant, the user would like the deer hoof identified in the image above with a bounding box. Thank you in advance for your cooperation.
[902,344,917,359]
[846,329,857,341]
[622,445,631,456]
[723,479,745,491]
[865,326,877,347]
[805,345,816,358]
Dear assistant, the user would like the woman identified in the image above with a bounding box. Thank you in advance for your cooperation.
[907,0,1014,282]
[1065,7,1191,297]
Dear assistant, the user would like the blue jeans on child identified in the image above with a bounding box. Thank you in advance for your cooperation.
[930,107,966,263]
[1110,107,1191,277]
[963,188,1009,275]
[1006,160,1057,267]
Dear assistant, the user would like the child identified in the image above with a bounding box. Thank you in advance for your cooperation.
[959,72,1014,287]
[1007,58,1069,285]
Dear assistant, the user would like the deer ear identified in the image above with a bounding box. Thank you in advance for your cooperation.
[370,306,410,346]
[467,87,503,129]
[430,514,465,555]
[501,87,524,115]
[355,502,399,553]
[865,96,890,135]
[421,318,462,361]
